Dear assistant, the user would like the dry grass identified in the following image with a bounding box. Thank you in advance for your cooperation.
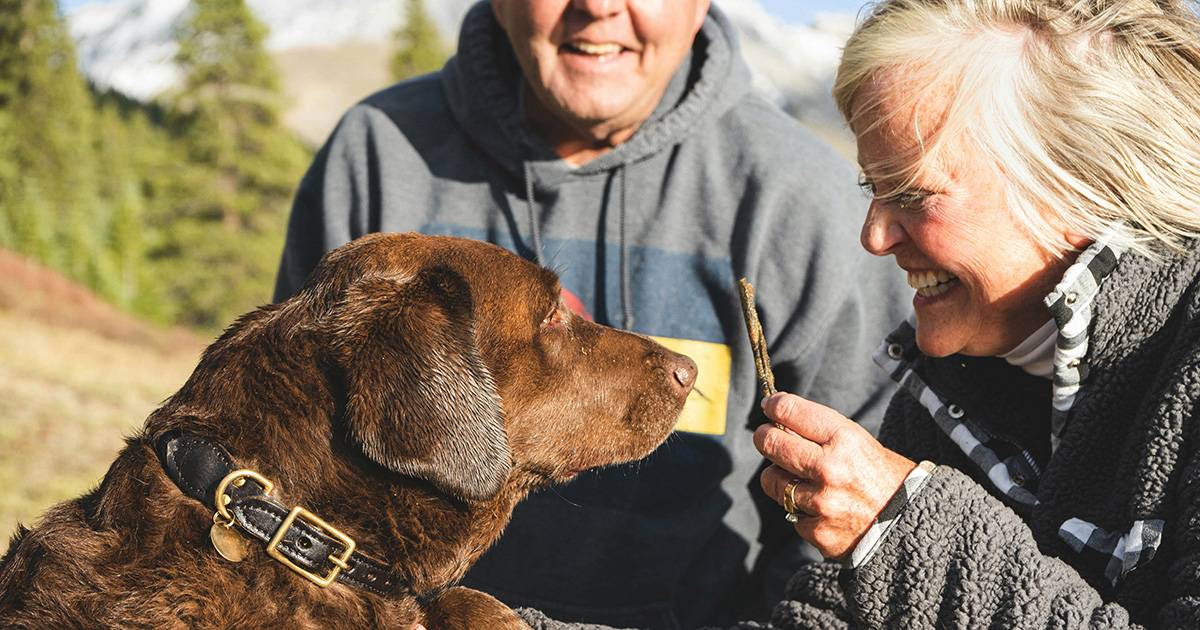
[0,311,204,552]
[0,249,208,554]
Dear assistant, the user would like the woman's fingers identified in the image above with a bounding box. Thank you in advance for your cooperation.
[761,464,815,512]
[761,392,846,444]
[754,421,823,478]
[756,391,918,560]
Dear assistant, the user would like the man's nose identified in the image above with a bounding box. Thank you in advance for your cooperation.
[571,0,625,18]
[860,201,907,256]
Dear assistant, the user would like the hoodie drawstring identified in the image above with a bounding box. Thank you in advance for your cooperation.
[523,161,546,267]
[521,160,635,331]
[618,166,635,331]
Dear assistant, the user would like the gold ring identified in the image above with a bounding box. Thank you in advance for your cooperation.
[782,478,802,520]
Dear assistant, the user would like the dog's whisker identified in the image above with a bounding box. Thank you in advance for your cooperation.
[547,245,567,272]
[550,485,584,508]
[690,386,711,402]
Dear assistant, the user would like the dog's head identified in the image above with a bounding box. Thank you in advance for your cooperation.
[301,233,695,503]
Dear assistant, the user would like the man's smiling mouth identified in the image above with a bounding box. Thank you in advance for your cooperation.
[564,42,623,56]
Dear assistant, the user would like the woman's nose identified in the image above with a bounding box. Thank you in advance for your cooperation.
[860,201,906,256]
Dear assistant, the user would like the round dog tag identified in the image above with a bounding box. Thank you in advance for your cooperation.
[209,523,251,562]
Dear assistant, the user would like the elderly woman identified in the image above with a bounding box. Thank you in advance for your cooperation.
[520,0,1200,628]
[744,0,1200,627]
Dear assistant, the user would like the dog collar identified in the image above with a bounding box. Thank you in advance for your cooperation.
[154,431,412,598]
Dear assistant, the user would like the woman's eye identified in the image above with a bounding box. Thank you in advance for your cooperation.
[857,177,875,197]
[895,192,928,209]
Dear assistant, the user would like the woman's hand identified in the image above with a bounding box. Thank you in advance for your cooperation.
[756,392,916,560]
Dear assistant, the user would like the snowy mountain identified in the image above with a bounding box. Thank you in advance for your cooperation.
[68,0,855,151]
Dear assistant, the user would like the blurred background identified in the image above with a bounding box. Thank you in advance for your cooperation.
[0,0,863,549]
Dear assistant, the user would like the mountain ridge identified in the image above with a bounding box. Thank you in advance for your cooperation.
[67,0,855,152]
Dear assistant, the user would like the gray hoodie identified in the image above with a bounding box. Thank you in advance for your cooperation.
[274,3,909,628]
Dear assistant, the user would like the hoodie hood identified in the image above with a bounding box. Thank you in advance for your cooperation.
[441,1,753,189]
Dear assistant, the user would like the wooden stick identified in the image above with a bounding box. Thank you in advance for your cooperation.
[737,278,777,399]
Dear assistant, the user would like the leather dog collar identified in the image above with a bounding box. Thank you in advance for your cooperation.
[154,431,411,598]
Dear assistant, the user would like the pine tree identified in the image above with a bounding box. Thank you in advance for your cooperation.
[166,0,309,330]
[0,0,102,281]
[7,178,55,264]
[91,89,190,323]
[390,0,448,82]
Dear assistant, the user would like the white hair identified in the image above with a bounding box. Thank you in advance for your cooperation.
[835,0,1200,257]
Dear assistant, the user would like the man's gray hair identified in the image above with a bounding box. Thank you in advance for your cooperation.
[835,0,1200,257]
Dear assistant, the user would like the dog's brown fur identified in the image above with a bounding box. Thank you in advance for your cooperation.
[0,233,695,629]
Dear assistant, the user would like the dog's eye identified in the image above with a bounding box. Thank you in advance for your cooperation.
[542,306,566,329]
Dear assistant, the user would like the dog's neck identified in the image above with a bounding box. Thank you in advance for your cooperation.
[141,319,537,602]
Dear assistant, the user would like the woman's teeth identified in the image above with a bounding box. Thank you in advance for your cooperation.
[907,270,958,297]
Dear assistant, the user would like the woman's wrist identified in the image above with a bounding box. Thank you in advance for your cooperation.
[844,460,937,568]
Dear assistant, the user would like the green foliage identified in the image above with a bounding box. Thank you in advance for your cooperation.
[391,0,448,82]
[7,178,55,265]
[0,0,101,280]
[160,0,309,330]
[0,0,312,333]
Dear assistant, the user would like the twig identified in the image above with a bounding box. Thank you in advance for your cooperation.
[737,278,777,399]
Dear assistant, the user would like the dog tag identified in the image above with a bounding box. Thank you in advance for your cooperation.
[209,523,251,563]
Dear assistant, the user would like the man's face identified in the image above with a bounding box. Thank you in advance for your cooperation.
[492,0,710,143]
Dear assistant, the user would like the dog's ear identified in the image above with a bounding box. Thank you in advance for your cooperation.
[328,265,510,502]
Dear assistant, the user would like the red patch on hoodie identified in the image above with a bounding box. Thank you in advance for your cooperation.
[561,288,593,322]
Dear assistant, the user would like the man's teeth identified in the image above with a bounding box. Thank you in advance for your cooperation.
[571,42,622,56]
[906,270,958,297]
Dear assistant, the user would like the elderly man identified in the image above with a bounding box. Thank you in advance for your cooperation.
[273,0,907,627]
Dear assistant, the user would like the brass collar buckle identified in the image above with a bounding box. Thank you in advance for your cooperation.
[213,469,358,588]
[267,506,357,587]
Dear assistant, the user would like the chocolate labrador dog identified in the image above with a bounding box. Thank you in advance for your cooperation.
[0,233,696,629]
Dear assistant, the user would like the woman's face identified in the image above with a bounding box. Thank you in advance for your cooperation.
[853,79,1077,358]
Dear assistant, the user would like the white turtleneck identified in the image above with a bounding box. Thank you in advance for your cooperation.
[999,319,1058,379]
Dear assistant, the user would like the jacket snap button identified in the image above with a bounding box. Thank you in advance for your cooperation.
[1065,292,1078,305]
[1068,359,1081,369]
[947,404,964,419]
[1012,472,1027,486]
[887,343,904,360]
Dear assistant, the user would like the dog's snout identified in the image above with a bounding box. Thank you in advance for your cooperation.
[668,354,697,394]
[674,366,692,388]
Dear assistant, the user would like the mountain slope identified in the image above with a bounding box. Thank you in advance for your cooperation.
[68,0,855,152]
[0,249,205,550]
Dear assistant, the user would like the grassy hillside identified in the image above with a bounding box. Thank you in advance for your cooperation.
[275,41,393,146]
[0,249,206,552]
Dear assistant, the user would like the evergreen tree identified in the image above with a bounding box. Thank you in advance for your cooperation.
[91,89,191,324]
[7,178,55,264]
[166,0,309,330]
[390,0,448,82]
[0,0,102,282]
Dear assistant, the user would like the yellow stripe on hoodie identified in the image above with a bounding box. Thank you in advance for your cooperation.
[649,336,731,436]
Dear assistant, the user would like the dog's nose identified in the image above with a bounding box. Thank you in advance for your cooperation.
[669,355,698,393]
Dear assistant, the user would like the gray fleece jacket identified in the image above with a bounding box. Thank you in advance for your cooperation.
[522,240,1200,630]
[273,2,908,627]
